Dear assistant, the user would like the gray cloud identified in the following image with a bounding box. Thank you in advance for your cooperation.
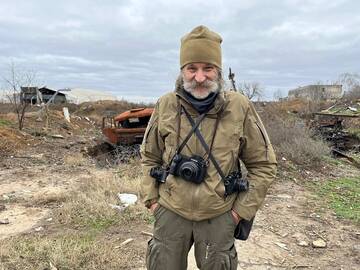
[0,0,359,101]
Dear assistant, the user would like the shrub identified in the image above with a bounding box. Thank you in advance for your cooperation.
[260,105,330,166]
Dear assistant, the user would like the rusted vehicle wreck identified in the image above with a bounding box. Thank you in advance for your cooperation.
[102,108,154,145]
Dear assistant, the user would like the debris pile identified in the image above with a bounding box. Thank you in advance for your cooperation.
[313,102,360,152]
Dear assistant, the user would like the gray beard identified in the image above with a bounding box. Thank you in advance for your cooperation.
[182,76,219,99]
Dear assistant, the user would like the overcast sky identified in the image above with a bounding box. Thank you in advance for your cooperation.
[0,0,359,101]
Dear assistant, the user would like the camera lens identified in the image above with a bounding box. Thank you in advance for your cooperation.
[179,161,198,181]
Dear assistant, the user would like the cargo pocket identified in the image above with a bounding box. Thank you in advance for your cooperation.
[146,238,155,269]
[201,246,236,270]
[229,244,238,270]
[146,237,165,270]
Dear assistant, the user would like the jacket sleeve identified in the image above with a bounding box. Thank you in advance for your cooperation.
[232,100,277,220]
[140,101,165,207]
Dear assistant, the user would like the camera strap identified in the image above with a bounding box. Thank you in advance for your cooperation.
[182,107,227,181]
[175,112,207,155]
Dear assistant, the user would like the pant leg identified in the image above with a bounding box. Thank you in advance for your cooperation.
[146,205,193,270]
[193,211,238,270]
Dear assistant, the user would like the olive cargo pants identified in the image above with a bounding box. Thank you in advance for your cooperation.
[146,205,238,270]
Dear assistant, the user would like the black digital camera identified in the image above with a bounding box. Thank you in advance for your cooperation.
[149,166,168,184]
[168,154,207,184]
[224,171,249,196]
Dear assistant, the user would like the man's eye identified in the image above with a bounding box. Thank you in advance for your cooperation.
[204,67,214,72]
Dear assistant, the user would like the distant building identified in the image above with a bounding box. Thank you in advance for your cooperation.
[288,85,342,101]
[21,87,66,104]
[19,87,117,105]
[64,88,117,104]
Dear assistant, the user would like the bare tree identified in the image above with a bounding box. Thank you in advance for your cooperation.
[337,72,360,92]
[2,62,37,130]
[238,81,263,100]
[344,85,360,100]
[273,89,285,101]
[336,72,360,100]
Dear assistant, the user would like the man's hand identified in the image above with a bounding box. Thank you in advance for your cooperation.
[149,202,159,214]
[231,209,241,225]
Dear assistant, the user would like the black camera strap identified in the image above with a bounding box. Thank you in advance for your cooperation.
[176,112,207,155]
[182,107,227,181]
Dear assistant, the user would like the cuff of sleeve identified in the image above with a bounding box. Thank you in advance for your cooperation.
[140,174,159,206]
[232,194,257,221]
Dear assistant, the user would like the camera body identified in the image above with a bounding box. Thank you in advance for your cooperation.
[224,171,249,196]
[149,155,248,197]
[168,154,207,184]
[149,166,168,184]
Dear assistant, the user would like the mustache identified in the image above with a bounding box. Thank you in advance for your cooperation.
[183,78,218,90]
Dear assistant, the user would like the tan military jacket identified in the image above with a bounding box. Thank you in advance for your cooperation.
[140,89,277,221]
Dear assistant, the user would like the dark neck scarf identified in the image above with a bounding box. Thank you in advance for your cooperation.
[182,90,218,114]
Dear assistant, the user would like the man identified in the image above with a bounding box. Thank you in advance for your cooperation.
[141,25,277,270]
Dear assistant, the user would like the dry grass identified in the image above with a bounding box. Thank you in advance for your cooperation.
[0,159,151,270]
[0,126,29,157]
[0,233,145,270]
[260,104,330,167]
[63,153,88,166]
[30,189,68,207]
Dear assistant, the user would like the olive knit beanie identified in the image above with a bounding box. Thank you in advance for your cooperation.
[180,25,222,69]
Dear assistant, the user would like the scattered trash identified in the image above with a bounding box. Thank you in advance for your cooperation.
[352,244,360,252]
[49,262,58,270]
[141,231,153,237]
[34,226,44,232]
[114,238,134,249]
[63,107,71,123]
[309,213,321,218]
[118,193,138,205]
[312,239,327,248]
[0,218,10,225]
[297,241,309,247]
[51,134,64,139]
[120,238,134,247]
[275,242,289,251]
[348,106,357,112]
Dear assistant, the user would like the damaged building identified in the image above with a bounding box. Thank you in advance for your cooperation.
[21,87,66,104]
[20,87,117,105]
[288,85,342,101]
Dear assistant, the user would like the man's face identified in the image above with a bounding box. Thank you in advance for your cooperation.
[182,63,219,99]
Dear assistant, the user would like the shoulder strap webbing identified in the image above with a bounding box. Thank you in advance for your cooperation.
[176,112,206,155]
[182,107,227,180]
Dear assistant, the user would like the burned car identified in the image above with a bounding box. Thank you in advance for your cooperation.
[102,107,154,145]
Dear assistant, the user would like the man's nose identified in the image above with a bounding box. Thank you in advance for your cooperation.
[194,70,206,83]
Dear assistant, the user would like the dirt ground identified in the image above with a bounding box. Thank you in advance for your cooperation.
[0,105,359,269]
[1,154,359,269]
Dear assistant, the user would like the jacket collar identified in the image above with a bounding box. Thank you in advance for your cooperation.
[175,87,226,116]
